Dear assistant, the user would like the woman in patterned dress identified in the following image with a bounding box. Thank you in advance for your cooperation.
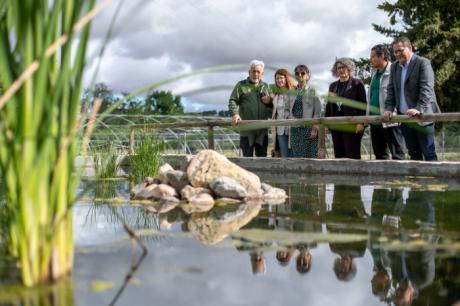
[271,68,296,157]
[289,65,321,158]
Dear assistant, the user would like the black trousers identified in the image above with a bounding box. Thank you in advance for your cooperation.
[370,124,406,160]
[240,135,268,157]
[330,130,363,159]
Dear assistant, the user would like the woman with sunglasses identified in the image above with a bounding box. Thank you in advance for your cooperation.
[289,64,321,158]
[326,58,367,159]
[271,68,296,157]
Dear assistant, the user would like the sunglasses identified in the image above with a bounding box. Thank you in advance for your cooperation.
[295,71,307,76]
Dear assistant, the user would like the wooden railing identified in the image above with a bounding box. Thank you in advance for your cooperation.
[128,113,460,156]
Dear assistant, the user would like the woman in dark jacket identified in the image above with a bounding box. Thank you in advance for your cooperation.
[326,58,367,159]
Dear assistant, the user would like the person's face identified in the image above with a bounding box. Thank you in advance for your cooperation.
[296,250,312,272]
[371,271,391,295]
[393,41,413,65]
[295,69,309,83]
[336,63,350,80]
[370,50,385,69]
[394,281,415,306]
[249,65,264,84]
[250,253,266,275]
[275,74,287,88]
[339,255,352,273]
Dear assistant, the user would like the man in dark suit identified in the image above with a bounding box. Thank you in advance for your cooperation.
[382,37,441,161]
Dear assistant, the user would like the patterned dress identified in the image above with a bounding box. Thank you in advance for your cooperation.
[290,89,318,158]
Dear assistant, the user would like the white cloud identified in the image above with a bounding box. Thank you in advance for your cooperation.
[85,0,392,111]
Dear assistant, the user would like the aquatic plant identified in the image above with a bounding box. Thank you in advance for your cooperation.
[130,132,165,183]
[0,0,102,286]
[92,143,121,179]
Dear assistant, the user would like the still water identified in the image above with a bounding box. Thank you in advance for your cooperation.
[2,174,460,306]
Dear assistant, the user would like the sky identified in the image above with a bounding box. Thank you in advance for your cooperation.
[84,0,393,112]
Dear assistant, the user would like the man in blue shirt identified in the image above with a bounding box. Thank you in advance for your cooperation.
[382,37,441,161]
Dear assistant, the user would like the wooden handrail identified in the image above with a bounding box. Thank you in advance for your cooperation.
[128,113,460,156]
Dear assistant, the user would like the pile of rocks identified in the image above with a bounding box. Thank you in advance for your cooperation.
[130,150,287,213]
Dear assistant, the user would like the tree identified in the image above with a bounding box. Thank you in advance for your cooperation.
[144,90,184,115]
[353,57,372,85]
[373,0,460,112]
[83,82,116,113]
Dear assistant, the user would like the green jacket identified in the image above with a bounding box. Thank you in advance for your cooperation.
[228,78,273,145]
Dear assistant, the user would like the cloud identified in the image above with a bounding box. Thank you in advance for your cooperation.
[85,0,392,111]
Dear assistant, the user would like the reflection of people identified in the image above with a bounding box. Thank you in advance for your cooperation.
[382,37,441,161]
[375,190,437,305]
[289,64,321,158]
[296,246,312,274]
[333,254,357,282]
[271,68,296,157]
[229,60,273,157]
[367,44,406,160]
[250,251,266,275]
[327,184,367,282]
[326,58,367,159]
[275,247,294,267]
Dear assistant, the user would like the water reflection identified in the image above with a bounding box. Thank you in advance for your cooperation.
[3,179,459,306]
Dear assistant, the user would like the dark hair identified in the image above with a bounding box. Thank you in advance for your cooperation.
[371,44,390,61]
[294,64,310,75]
[393,37,412,48]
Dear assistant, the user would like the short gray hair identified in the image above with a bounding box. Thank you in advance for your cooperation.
[331,57,356,78]
[249,59,264,70]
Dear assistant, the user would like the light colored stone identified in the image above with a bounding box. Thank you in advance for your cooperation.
[131,181,148,199]
[187,150,262,198]
[187,202,262,245]
[189,193,215,207]
[133,183,158,199]
[166,170,189,193]
[158,163,174,184]
[151,184,178,199]
[214,197,243,206]
[180,185,212,201]
[210,176,247,199]
[263,186,287,199]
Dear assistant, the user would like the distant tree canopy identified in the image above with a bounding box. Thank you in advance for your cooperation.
[83,83,185,116]
[373,0,460,112]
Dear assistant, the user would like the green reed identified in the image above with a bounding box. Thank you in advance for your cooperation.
[130,133,165,183]
[0,0,100,286]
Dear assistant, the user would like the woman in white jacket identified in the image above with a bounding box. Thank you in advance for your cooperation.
[271,68,296,157]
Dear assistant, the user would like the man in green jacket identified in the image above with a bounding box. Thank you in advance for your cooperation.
[229,60,272,157]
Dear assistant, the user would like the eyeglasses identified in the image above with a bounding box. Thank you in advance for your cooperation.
[295,71,307,76]
[336,65,347,70]
[393,48,406,54]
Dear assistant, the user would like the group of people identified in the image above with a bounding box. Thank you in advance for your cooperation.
[228,37,441,161]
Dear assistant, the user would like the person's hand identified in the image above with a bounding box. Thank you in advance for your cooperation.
[381,111,392,122]
[309,127,318,139]
[406,108,420,117]
[355,123,365,134]
[261,94,271,104]
[231,114,241,126]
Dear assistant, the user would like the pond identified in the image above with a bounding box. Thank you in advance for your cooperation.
[1,174,460,306]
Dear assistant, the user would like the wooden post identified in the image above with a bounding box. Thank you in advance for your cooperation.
[129,127,135,154]
[207,126,214,150]
[318,125,326,159]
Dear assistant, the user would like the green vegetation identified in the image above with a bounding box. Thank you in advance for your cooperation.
[92,143,121,179]
[130,133,165,183]
[84,83,185,119]
[374,0,460,112]
[0,0,96,286]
